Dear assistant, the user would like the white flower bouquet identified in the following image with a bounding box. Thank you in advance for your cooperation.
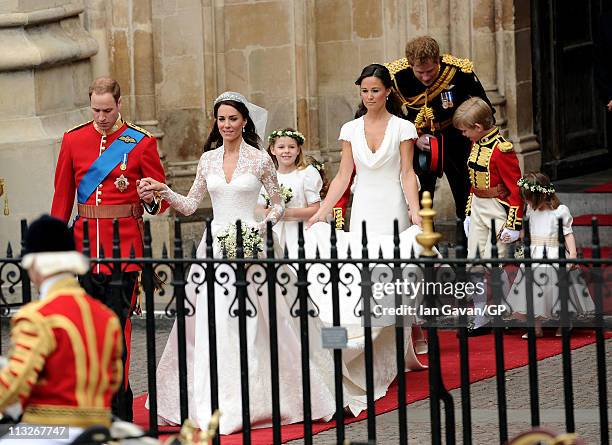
[216,223,263,258]
[261,184,293,207]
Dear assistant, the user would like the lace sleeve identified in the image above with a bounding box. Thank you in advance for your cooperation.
[160,154,208,216]
[259,154,285,230]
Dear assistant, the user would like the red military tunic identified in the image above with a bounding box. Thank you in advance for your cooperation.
[465,126,523,230]
[0,277,123,427]
[51,117,168,273]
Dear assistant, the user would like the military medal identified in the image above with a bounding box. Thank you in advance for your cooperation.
[120,153,128,171]
[114,174,129,192]
[441,90,454,109]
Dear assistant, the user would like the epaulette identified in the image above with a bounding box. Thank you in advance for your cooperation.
[66,120,93,133]
[126,122,153,137]
[441,54,473,73]
[384,58,410,77]
[497,139,514,152]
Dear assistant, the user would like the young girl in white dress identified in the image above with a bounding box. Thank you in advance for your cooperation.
[258,128,325,257]
[506,172,595,338]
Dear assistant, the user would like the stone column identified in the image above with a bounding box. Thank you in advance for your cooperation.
[500,0,540,172]
[0,1,98,250]
[471,0,507,125]
[132,0,164,152]
[293,0,320,154]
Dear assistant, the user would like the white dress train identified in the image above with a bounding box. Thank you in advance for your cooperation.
[150,143,336,434]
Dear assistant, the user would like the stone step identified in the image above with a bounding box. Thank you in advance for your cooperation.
[436,221,612,251]
[556,192,612,215]
[572,225,612,248]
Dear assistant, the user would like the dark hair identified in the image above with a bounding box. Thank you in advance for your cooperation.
[203,100,261,152]
[354,64,403,118]
[304,155,330,200]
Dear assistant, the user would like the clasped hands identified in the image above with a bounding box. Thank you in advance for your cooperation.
[137,177,167,204]
[463,216,519,244]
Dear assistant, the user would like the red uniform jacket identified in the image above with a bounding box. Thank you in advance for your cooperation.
[0,277,123,427]
[465,127,523,230]
[51,118,168,272]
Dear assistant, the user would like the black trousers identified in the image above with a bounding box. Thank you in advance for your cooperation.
[80,271,137,422]
[418,130,471,220]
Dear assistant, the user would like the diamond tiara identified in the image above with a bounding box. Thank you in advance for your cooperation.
[214,91,247,106]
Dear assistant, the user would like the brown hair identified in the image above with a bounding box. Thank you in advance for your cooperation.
[452,97,495,130]
[267,128,307,169]
[520,172,561,210]
[405,36,440,66]
[88,77,121,104]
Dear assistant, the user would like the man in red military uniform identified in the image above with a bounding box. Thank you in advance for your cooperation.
[0,215,123,442]
[50,76,167,421]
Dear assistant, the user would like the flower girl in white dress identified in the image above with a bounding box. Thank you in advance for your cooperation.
[258,128,326,258]
[506,172,595,338]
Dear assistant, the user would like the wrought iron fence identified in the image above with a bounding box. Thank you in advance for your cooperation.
[0,216,610,445]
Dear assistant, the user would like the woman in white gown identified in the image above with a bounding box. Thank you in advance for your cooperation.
[306,63,428,415]
[138,92,336,434]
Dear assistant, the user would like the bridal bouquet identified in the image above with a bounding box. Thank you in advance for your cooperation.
[261,184,293,207]
[216,223,263,258]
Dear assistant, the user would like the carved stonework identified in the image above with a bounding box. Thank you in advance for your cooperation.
[0,1,98,249]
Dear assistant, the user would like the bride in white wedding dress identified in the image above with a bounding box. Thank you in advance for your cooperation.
[306,64,428,415]
[138,92,336,434]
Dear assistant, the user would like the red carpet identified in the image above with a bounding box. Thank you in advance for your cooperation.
[133,330,609,443]
[584,182,612,193]
[572,214,612,226]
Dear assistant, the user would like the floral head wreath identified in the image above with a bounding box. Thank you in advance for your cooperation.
[267,129,306,145]
[517,177,555,195]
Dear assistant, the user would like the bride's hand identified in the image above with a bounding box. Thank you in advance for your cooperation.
[137,177,167,203]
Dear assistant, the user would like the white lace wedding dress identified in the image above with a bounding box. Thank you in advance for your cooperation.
[306,115,427,415]
[150,142,336,434]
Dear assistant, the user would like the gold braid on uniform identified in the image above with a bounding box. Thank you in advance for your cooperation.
[441,54,474,73]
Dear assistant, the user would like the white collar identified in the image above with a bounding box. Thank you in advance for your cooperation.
[39,273,74,300]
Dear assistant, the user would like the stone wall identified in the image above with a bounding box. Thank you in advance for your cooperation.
[0,1,97,250]
[0,0,539,249]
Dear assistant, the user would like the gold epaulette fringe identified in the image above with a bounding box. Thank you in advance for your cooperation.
[384,58,410,77]
[66,120,93,133]
[442,54,473,73]
[126,122,153,137]
[497,140,514,152]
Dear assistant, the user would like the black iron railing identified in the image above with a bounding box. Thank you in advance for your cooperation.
[0,216,610,445]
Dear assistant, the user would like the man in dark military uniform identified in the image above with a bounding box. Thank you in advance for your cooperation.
[385,36,495,220]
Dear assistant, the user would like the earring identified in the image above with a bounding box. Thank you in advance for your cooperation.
[242,126,246,132]
[386,95,389,101]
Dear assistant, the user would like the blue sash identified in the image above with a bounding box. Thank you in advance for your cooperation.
[77,127,145,203]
